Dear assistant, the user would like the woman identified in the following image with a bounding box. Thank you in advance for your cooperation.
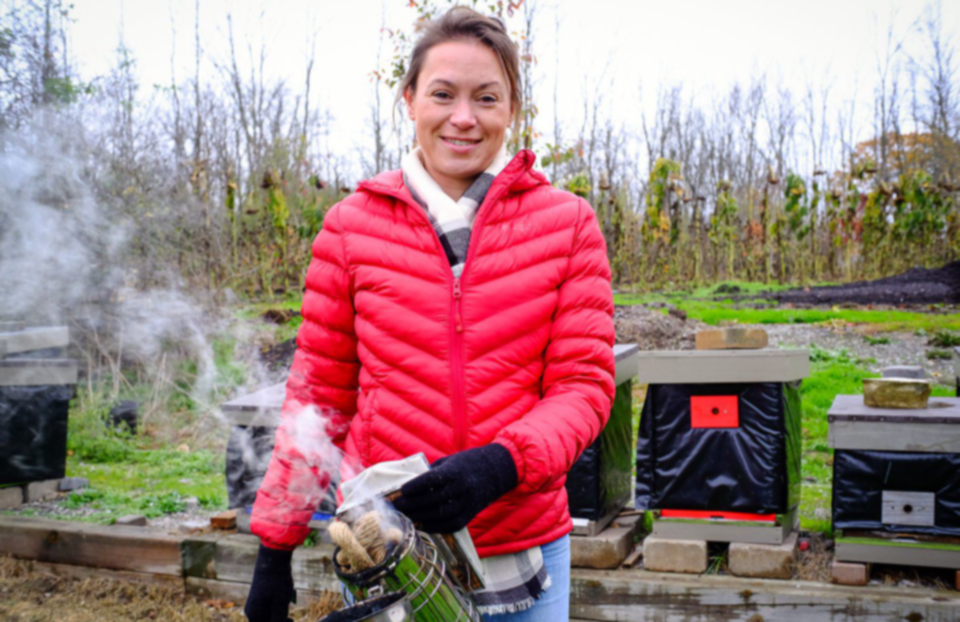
[244,7,614,621]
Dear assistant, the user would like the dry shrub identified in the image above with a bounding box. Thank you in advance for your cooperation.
[795,534,832,582]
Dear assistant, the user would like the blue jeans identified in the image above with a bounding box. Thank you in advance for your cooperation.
[483,535,571,622]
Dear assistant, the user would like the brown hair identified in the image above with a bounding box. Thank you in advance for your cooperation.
[397,6,521,128]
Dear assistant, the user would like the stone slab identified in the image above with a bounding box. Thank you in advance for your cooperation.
[0,359,78,386]
[0,327,69,356]
[641,536,707,574]
[0,486,24,509]
[571,525,636,570]
[729,531,797,579]
[59,477,89,492]
[24,479,61,502]
[863,378,931,409]
[882,365,926,380]
[0,322,25,333]
[637,349,809,384]
[695,327,769,350]
[832,561,870,586]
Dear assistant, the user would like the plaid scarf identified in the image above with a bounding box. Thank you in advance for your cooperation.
[401,146,510,277]
[400,146,552,614]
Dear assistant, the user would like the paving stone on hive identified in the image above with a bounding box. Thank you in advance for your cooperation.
[24,479,61,503]
[831,561,869,586]
[729,532,797,579]
[0,486,24,509]
[695,328,769,350]
[862,378,931,409]
[642,536,707,574]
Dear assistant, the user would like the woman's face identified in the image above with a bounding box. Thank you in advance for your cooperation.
[404,40,513,199]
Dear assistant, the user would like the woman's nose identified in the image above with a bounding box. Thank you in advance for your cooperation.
[449,99,477,129]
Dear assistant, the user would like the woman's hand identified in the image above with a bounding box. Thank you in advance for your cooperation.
[244,544,295,622]
[393,443,518,533]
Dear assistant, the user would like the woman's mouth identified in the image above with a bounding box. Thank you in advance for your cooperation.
[442,137,481,149]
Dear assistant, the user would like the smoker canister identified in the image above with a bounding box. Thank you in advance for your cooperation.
[316,591,413,622]
[333,514,481,622]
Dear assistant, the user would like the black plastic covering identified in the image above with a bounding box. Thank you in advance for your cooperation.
[566,380,634,520]
[225,425,337,513]
[0,385,72,486]
[635,381,801,514]
[833,450,960,537]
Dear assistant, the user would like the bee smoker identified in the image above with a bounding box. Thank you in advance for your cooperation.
[328,513,481,622]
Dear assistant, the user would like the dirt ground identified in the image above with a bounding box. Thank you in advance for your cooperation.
[774,260,960,305]
[0,556,340,622]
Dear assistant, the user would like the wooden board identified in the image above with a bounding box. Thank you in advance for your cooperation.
[0,359,77,386]
[882,491,936,527]
[836,536,960,570]
[651,507,798,545]
[636,349,810,384]
[569,568,960,621]
[0,516,184,576]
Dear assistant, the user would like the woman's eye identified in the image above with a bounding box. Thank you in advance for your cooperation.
[433,91,452,100]
[480,95,498,104]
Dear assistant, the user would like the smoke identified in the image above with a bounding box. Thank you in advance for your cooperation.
[0,122,126,323]
[0,117,232,421]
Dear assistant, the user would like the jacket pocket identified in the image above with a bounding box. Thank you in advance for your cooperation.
[360,387,378,464]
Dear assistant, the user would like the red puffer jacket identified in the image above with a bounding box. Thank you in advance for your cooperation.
[252,150,615,557]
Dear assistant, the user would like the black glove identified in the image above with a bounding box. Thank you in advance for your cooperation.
[393,443,518,533]
[244,544,295,622]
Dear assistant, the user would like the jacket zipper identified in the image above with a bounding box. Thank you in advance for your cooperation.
[358,172,517,453]
[450,277,467,451]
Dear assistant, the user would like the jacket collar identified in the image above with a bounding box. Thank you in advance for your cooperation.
[357,149,548,208]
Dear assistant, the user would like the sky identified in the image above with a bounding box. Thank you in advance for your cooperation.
[67,0,960,176]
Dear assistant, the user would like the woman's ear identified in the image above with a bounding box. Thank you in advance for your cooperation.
[403,87,416,121]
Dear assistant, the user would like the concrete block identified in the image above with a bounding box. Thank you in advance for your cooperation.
[642,536,707,574]
[59,477,90,492]
[831,561,869,586]
[729,531,797,579]
[696,328,768,350]
[882,365,926,380]
[863,378,931,409]
[0,486,24,509]
[24,479,61,502]
[115,515,148,526]
[571,525,635,570]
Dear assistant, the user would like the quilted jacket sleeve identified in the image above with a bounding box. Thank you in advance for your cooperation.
[251,203,360,550]
[494,198,616,494]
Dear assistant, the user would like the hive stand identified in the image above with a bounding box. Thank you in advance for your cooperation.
[637,348,809,579]
[828,394,960,586]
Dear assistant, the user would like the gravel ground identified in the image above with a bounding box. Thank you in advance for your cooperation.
[763,323,955,384]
